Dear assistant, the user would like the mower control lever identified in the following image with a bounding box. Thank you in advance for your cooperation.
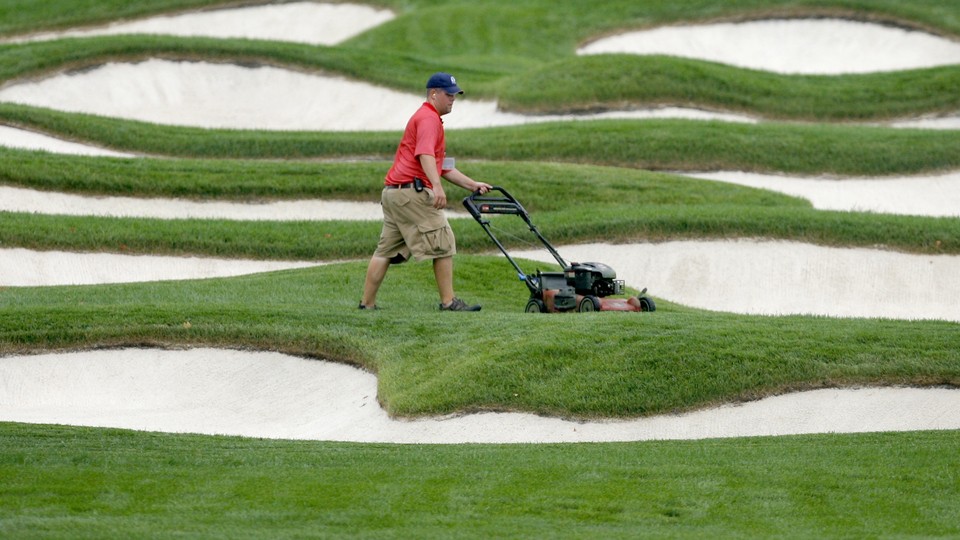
[463,186,528,221]
[462,186,569,275]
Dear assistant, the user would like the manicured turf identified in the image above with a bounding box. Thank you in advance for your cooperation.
[1,0,959,537]
[2,423,959,538]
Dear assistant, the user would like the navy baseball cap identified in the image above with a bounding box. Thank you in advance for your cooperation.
[426,72,463,94]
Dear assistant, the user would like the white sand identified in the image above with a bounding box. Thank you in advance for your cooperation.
[514,240,960,322]
[0,56,953,132]
[2,162,958,222]
[679,170,960,217]
[3,348,958,443]
[0,59,756,130]
[0,185,475,221]
[890,116,960,130]
[0,125,132,157]
[574,18,960,127]
[0,248,317,286]
[0,60,418,131]
[5,18,960,132]
[0,185,387,221]
[7,240,959,324]
[0,18,956,134]
[578,18,960,75]
[4,2,394,46]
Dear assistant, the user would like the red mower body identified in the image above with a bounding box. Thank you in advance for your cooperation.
[540,289,651,313]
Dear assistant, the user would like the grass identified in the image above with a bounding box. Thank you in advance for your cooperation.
[3,424,959,538]
[502,55,960,121]
[1,0,960,537]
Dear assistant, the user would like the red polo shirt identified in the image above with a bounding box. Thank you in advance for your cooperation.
[384,102,450,189]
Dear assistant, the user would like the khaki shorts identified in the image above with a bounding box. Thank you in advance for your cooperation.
[373,186,456,262]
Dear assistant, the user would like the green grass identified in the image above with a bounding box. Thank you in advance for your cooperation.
[501,55,960,121]
[2,423,959,538]
[2,0,960,537]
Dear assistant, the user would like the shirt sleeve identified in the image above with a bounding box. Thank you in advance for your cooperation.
[412,114,441,158]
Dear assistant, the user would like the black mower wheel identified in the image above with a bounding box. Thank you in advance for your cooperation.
[578,296,600,312]
[525,299,546,313]
[639,296,656,312]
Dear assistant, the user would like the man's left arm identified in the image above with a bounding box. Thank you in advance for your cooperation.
[442,168,491,195]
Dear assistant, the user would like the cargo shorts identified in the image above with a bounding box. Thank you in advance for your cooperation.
[373,186,456,262]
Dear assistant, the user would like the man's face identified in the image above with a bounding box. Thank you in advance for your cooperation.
[432,90,457,115]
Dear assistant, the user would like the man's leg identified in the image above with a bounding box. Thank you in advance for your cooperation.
[361,255,391,308]
[433,256,455,306]
[435,256,481,311]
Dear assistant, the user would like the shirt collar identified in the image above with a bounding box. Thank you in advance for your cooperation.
[423,101,441,119]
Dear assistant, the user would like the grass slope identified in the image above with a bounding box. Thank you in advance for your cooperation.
[3,259,959,418]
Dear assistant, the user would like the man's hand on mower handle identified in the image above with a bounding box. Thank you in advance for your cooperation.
[439,182,489,208]
[473,182,492,195]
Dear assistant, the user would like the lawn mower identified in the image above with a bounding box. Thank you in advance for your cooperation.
[463,187,656,313]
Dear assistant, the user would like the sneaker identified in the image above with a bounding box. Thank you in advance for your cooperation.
[440,297,481,311]
[358,303,379,310]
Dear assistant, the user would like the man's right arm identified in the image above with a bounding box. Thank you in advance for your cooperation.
[418,154,446,209]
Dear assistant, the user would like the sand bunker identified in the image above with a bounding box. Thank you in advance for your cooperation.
[13,166,960,221]
[5,240,959,324]
[579,18,960,75]
[891,116,960,130]
[5,2,394,46]
[4,171,958,221]
[514,240,960,322]
[0,185,387,221]
[0,59,754,130]
[0,60,423,131]
[3,348,959,443]
[0,185,475,221]
[2,16,959,133]
[680,171,960,218]
[0,125,132,157]
[0,248,316,286]
[1,56,954,131]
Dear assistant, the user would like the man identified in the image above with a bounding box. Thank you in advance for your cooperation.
[360,72,492,311]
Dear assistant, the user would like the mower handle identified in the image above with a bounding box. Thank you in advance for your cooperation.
[462,186,529,222]
[461,185,569,273]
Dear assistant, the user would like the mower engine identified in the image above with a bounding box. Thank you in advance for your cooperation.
[564,262,623,297]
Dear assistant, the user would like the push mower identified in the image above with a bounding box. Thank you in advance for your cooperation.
[463,187,656,314]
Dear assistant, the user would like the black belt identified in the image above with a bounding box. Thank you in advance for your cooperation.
[385,183,414,189]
